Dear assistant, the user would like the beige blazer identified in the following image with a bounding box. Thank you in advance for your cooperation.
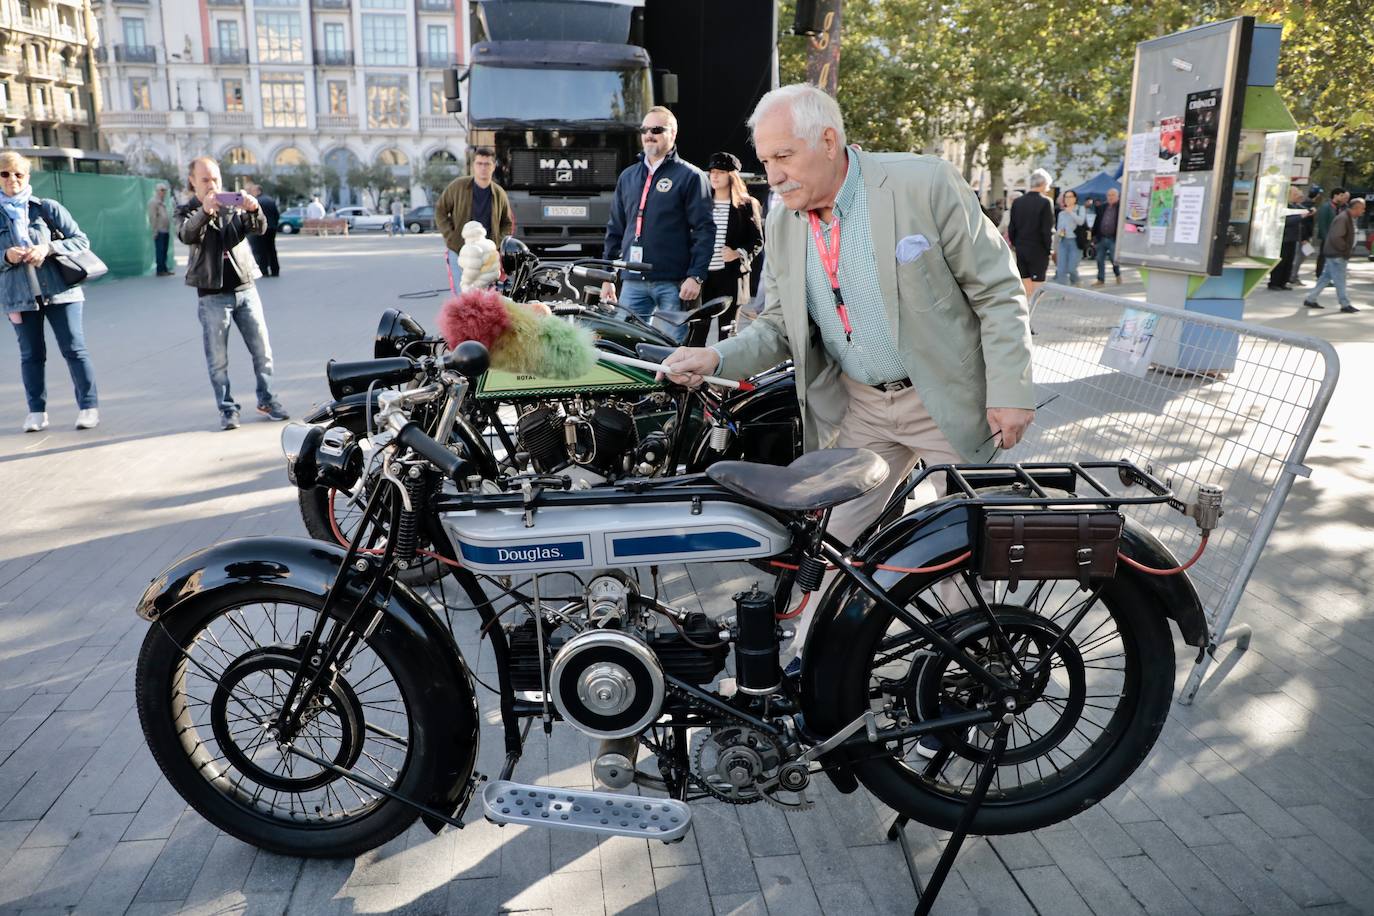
[713,152,1034,462]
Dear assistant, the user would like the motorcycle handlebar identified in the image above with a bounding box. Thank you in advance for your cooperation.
[396,422,465,480]
[613,260,652,272]
[571,265,618,284]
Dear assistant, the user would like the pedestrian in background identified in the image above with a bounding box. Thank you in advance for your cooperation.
[1,150,100,432]
[601,106,715,342]
[1091,187,1122,286]
[305,195,325,221]
[1008,169,1055,302]
[1313,187,1349,280]
[149,184,174,277]
[435,148,513,293]
[1267,185,1308,291]
[178,156,289,430]
[1291,187,1318,285]
[390,197,405,237]
[1303,197,1364,314]
[1054,189,1086,286]
[702,151,763,337]
[246,182,281,278]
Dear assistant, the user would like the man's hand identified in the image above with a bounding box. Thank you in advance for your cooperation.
[986,407,1035,449]
[600,281,618,304]
[679,277,701,301]
[661,346,720,388]
[201,190,222,215]
[241,192,260,213]
[721,247,741,263]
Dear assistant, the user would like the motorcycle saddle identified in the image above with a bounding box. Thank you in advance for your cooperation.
[706,447,888,512]
[635,343,678,364]
[652,296,734,327]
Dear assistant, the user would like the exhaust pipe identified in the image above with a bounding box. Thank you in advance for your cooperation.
[593,736,639,789]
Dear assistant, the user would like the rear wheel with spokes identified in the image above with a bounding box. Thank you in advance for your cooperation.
[135,585,437,857]
[846,568,1174,835]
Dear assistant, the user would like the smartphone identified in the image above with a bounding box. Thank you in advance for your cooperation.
[214,191,245,208]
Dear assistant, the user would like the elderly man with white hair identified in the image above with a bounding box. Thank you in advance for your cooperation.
[665,82,1034,540]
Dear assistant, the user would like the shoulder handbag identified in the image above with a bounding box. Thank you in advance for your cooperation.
[30,201,108,286]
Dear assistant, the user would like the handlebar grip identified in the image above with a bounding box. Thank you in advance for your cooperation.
[618,260,652,272]
[396,423,465,480]
[571,265,618,284]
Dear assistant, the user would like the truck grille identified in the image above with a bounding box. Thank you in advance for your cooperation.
[510,149,621,189]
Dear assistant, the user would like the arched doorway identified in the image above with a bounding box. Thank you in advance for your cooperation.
[323,147,361,207]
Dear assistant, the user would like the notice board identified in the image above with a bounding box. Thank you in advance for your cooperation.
[1117,18,1254,276]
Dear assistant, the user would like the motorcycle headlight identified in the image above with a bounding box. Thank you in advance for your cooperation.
[315,426,364,491]
[281,422,325,489]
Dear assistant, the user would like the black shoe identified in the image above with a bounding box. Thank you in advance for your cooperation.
[257,403,290,421]
[221,411,241,430]
[1303,300,1324,309]
[1340,305,1358,313]
[156,271,174,276]
[1267,284,1288,291]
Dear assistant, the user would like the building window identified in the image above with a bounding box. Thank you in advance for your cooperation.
[360,0,404,8]
[217,20,240,51]
[122,17,147,48]
[225,146,257,167]
[256,12,304,64]
[426,25,448,58]
[260,71,307,128]
[365,75,408,129]
[323,22,345,54]
[223,78,244,111]
[327,79,349,115]
[361,14,406,66]
[130,77,151,110]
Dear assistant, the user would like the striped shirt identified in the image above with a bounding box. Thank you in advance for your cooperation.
[804,149,909,385]
[707,200,730,271]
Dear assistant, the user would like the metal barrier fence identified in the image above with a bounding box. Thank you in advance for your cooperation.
[1020,284,1340,703]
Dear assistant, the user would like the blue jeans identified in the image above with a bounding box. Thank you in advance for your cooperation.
[1096,236,1119,281]
[154,231,171,273]
[619,279,686,342]
[1306,257,1351,308]
[197,287,278,415]
[11,300,98,413]
[1054,238,1082,285]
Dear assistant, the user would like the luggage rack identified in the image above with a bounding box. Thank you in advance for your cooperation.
[886,459,1183,513]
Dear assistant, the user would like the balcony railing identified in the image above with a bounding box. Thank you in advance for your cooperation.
[312,0,349,8]
[206,0,244,6]
[0,54,21,73]
[211,111,254,128]
[313,49,353,67]
[20,16,49,31]
[209,48,249,65]
[112,0,150,4]
[419,52,459,68]
[26,104,54,122]
[115,45,158,64]
[59,66,86,85]
[317,113,355,129]
[93,47,108,63]
[23,59,59,80]
[3,103,28,120]
[419,114,463,132]
[419,0,454,10]
[100,110,169,128]
[58,107,89,122]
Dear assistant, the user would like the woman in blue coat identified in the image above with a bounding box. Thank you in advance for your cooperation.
[0,151,99,431]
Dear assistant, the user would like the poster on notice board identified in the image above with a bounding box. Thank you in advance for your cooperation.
[1182,89,1221,171]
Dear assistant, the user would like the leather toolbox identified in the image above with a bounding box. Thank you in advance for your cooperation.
[978,510,1124,590]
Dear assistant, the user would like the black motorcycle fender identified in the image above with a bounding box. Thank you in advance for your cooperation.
[302,395,498,480]
[686,369,802,471]
[799,505,1210,742]
[136,536,481,830]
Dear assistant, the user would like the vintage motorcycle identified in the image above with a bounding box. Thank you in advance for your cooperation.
[134,341,1218,911]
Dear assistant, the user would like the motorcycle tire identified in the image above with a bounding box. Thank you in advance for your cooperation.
[298,478,450,587]
[841,566,1174,835]
[135,584,440,857]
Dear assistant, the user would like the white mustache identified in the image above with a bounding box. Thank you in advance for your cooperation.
[772,181,802,194]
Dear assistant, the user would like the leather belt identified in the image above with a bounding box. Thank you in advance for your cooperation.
[870,377,913,392]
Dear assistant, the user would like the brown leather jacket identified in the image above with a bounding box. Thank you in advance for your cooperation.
[435,176,513,252]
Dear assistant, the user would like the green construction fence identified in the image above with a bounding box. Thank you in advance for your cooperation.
[30,171,166,280]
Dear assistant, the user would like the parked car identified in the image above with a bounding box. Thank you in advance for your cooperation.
[330,206,393,231]
[403,205,435,234]
[277,207,307,234]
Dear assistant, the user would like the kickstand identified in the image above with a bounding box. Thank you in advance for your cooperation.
[887,720,1010,916]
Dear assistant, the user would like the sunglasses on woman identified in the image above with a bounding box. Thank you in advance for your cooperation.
[0,171,25,179]
[640,126,668,136]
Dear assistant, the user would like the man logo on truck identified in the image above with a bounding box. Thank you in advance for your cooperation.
[540,158,589,171]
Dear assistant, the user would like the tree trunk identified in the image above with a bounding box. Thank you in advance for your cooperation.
[805,0,842,96]
[985,128,1007,209]
[961,140,977,187]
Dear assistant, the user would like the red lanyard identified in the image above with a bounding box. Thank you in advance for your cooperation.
[633,168,655,241]
[808,210,852,341]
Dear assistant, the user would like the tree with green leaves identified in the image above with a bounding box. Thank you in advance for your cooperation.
[346,162,402,211]
[416,158,462,202]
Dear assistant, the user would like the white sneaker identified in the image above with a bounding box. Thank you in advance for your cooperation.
[22,412,48,432]
[75,408,99,429]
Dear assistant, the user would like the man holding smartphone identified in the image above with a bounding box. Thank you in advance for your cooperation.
[177,156,289,430]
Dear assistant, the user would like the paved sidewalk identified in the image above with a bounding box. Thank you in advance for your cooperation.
[0,234,1370,914]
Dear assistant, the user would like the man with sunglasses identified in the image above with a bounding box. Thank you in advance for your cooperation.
[602,106,715,341]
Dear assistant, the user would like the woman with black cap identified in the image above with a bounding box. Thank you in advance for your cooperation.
[703,151,763,336]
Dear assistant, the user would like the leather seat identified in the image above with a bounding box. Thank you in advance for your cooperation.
[635,343,678,364]
[705,448,889,512]
[651,296,733,327]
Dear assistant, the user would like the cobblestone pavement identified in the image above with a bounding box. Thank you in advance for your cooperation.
[0,233,1371,914]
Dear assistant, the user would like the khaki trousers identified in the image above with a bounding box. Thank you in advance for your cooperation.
[785,375,963,658]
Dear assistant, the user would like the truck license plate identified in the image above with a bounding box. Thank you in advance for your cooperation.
[544,205,588,219]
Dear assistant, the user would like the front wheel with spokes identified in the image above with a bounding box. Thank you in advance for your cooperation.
[845,568,1175,835]
[135,585,438,857]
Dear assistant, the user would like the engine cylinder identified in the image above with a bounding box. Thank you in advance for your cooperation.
[517,406,566,473]
[733,587,780,695]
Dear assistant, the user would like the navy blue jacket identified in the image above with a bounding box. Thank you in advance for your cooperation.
[603,149,715,282]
